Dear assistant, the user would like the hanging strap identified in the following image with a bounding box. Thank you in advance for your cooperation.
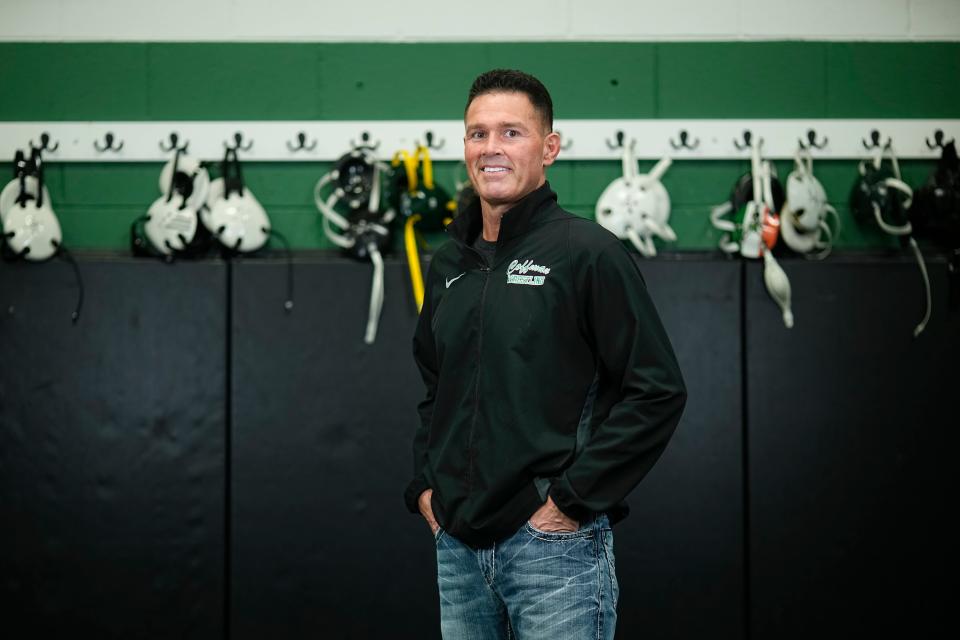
[29,147,46,208]
[626,226,656,257]
[710,201,739,253]
[750,138,763,207]
[165,148,184,203]
[367,152,383,213]
[644,217,677,242]
[364,243,385,344]
[871,144,884,171]
[621,140,637,182]
[861,142,913,236]
[417,145,435,190]
[871,176,913,236]
[320,208,354,249]
[405,214,425,312]
[314,173,356,250]
[55,242,84,323]
[793,145,813,178]
[863,143,930,336]
[809,205,841,260]
[392,150,419,193]
[314,173,351,230]
[646,156,672,184]
[762,248,794,328]
[222,148,245,198]
[907,237,932,337]
[761,160,775,210]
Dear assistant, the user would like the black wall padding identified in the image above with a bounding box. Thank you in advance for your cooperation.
[230,259,434,640]
[0,258,226,640]
[617,259,745,640]
[746,256,958,638]
[4,254,956,640]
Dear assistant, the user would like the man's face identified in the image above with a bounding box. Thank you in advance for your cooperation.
[464,92,560,211]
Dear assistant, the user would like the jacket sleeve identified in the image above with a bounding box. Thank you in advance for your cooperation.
[403,263,439,514]
[548,240,687,521]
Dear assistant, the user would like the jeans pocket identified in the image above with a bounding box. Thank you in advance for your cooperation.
[434,526,445,543]
[524,520,592,541]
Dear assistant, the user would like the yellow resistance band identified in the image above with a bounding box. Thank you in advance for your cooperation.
[405,214,424,312]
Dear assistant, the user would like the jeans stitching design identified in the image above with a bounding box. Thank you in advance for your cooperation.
[523,521,593,541]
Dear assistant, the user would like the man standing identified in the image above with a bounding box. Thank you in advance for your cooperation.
[404,69,687,640]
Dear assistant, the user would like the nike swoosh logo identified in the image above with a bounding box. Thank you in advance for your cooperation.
[445,273,466,289]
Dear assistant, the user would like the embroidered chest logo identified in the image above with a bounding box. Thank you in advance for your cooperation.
[506,259,551,286]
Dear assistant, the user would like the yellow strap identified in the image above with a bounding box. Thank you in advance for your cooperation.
[417,145,434,190]
[404,215,424,312]
[392,150,419,192]
[405,152,419,192]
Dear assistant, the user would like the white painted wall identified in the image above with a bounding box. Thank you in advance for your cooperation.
[0,0,957,41]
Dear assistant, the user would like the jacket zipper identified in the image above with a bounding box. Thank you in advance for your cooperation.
[466,262,491,496]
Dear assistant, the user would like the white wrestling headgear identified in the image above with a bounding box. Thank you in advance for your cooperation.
[596,140,676,257]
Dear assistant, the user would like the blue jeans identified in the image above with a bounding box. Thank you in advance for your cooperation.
[435,513,619,640]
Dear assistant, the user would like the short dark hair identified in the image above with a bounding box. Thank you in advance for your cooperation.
[465,69,554,133]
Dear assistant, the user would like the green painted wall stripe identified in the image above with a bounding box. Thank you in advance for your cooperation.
[148,44,323,120]
[658,43,828,118]
[1,42,957,120]
[0,44,151,120]
[826,43,960,118]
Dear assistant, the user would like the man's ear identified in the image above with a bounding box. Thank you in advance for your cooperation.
[543,131,562,167]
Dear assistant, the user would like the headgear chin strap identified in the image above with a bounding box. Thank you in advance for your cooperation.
[596,140,676,257]
[315,146,396,344]
[851,143,931,337]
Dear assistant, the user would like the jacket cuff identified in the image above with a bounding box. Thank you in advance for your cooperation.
[404,475,431,514]
[548,479,590,523]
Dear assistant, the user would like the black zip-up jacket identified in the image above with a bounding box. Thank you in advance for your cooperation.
[404,182,686,548]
